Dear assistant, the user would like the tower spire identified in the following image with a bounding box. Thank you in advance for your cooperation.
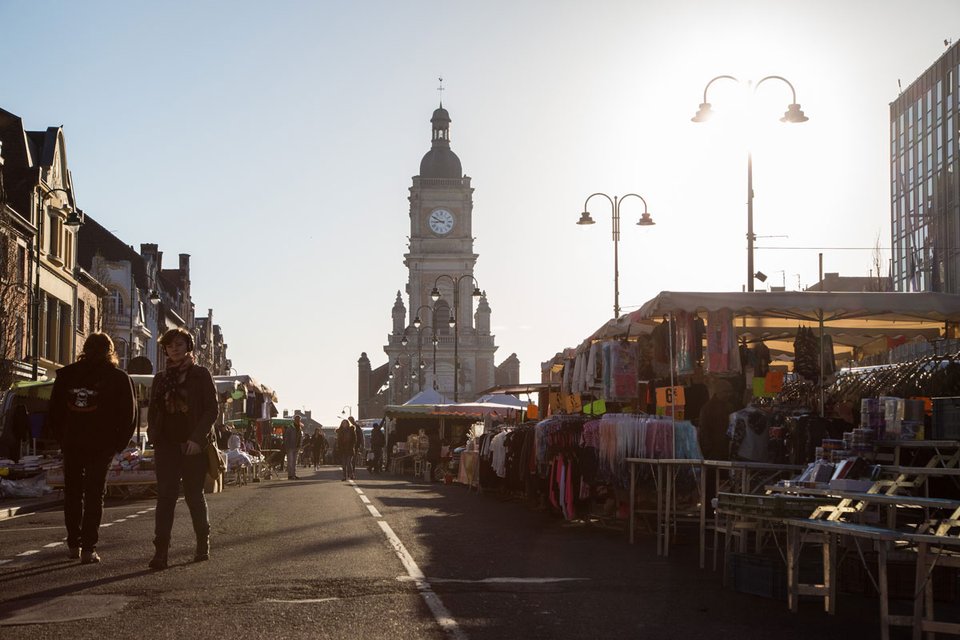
[437,76,444,107]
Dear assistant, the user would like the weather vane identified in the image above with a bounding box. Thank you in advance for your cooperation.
[437,76,444,106]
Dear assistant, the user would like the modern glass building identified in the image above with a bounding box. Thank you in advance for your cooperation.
[890,40,960,292]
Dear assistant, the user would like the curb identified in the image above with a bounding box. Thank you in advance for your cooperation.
[0,497,63,521]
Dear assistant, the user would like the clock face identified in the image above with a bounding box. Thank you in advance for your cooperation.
[428,208,455,235]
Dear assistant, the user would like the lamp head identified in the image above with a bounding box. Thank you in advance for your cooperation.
[754,271,768,283]
[401,335,408,346]
[393,358,400,369]
[430,286,441,302]
[780,103,808,123]
[637,212,656,227]
[448,314,456,328]
[65,208,84,230]
[577,211,595,225]
[413,315,422,328]
[471,286,482,298]
[691,102,714,123]
[149,289,161,305]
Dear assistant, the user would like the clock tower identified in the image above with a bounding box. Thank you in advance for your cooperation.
[381,104,502,404]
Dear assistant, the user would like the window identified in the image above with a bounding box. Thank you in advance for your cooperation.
[89,306,96,333]
[77,299,85,332]
[108,289,124,316]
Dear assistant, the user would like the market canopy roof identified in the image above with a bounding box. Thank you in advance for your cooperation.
[404,388,449,405]
[633,291,960,323]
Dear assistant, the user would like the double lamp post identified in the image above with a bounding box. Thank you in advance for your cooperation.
[430,273,482,403]
[691,74,808,292]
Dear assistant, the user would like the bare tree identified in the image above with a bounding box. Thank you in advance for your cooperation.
[0,172,30,390]
[870,232,890,292]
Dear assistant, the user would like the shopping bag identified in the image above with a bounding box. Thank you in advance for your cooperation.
[206,443,225,479]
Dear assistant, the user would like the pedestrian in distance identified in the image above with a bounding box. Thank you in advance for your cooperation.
[147,327,219,570]
[350,416,364,471]
[370,422,385,474]
[284,415,304,479]
[336,419,356,481]
[49,333,137,564]
[313,428,327,469]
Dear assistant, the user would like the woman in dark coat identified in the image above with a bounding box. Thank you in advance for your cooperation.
[147,327,218,570]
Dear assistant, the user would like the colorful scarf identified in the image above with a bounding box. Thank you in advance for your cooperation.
[154,355,195,414]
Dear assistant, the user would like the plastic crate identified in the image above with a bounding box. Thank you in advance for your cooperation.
[932,397,960,441]
[727,552,787,600]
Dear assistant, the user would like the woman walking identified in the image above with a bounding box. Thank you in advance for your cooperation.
[147,327,218,569]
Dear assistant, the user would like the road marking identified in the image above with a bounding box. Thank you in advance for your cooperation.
[100,523,113,528]
[359,495,371,504]
[43,542,63,548]
[264,597,340,604]
[377,520,465,640]
[366,505,382,518]
[16,549,39,556]
[353,487,364,495]
[0,560,11,566]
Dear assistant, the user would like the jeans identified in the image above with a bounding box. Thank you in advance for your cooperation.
[62,448,114,551]
[154,442,209,543]
[286,449,299,478]
[341,452,355,480]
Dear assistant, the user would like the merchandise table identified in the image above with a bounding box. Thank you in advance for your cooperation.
[626,458,804,568]
[626,458,702,559]
[702,460,804,568]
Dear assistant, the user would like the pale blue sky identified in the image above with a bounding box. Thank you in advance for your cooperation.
[2,1,958,423]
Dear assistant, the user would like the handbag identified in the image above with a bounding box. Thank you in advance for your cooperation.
[205,443,225,479]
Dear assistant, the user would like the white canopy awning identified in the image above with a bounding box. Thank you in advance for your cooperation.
[634,291,960,323]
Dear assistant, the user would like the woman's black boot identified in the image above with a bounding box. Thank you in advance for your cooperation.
[149,538,169,570]
[194,534,210,562]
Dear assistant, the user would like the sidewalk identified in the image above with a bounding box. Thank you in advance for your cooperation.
[0,493,62,521]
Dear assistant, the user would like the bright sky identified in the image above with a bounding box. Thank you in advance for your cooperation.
[2,1,958,424]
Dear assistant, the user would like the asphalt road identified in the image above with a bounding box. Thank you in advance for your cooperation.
[0,465,927,639]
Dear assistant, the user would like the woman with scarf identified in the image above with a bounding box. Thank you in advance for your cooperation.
[147,327,218,570]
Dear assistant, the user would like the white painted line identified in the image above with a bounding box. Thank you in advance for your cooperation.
[16,549,39,557]
[127,514,138,518]
[264,597,340,604]
[112,519,126,523]
[0,559,11,565]
[100,523,113,528]
[353,486,364,495]
[137,510,150,514]
[43,542,63,548]
[359,495,371,504]
[377,520,465,640]
[366,505,382,518]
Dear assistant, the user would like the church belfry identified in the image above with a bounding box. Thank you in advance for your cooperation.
[378,102,505,404]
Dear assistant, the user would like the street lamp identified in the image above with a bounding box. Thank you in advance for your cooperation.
[401,323,432,392]
[430,274,482,402]
[32,186,84,379]
[340,405,352,419]
[577,193,655,319]
[691,74,809,292]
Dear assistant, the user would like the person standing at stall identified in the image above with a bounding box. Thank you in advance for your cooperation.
[147,327,218,570]
[336,419,356,481]
[369,422,385,474]
[284,415,304,479]
[313,428,327,469]
[49,333,137,564]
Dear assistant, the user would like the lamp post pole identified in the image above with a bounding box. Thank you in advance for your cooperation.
[691,74,808,292]
[33,186,83,379]
[577,193,656,319]
[430,274,482,402]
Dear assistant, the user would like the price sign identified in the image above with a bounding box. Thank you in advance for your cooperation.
[655,385,686,408]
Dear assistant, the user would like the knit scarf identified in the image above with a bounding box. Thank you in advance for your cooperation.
[155,355,195,414]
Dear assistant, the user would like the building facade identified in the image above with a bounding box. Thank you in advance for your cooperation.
[358,105,519,418]
[0,108,85,380]
[890,40,960,292]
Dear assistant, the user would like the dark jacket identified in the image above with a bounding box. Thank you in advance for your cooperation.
[698,394,735,460]
[147,364,218,446]
[336,425,356,455]
[49,360,137,454]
